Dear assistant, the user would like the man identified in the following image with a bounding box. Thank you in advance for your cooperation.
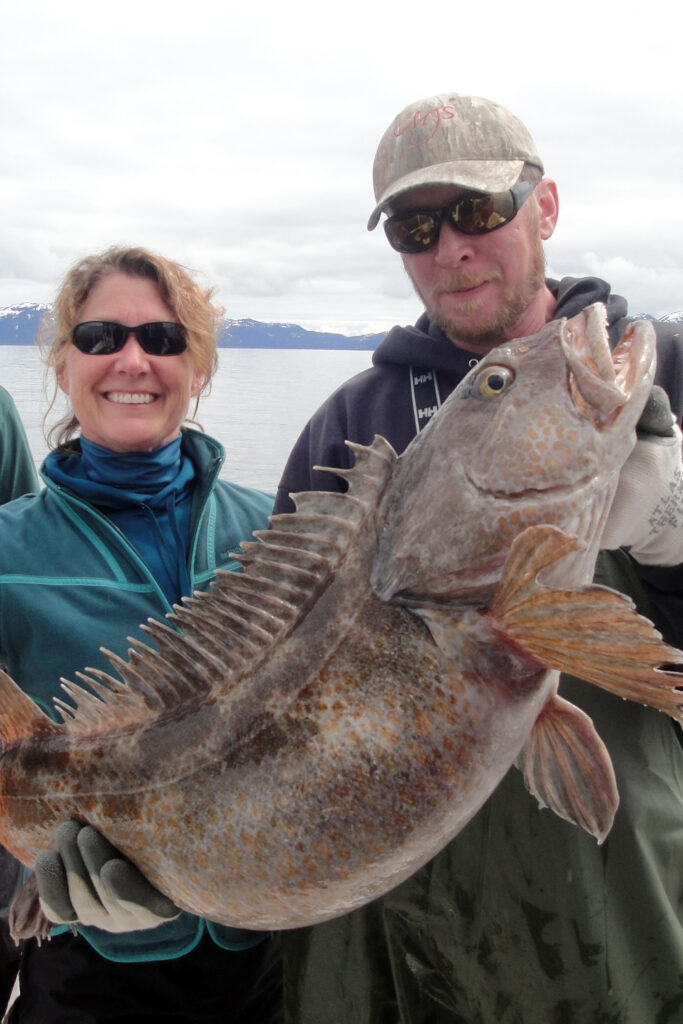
[275,94,683,1023]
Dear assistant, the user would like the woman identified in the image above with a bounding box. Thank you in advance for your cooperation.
[0,247,281,1023]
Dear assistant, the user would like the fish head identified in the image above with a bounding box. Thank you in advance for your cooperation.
[372,304,656,604]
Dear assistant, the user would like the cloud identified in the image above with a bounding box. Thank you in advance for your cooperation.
[575,254,683,317]
[1,0,681,328]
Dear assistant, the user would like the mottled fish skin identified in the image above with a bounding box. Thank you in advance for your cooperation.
[0,304,681,935]
[372,306,655,603]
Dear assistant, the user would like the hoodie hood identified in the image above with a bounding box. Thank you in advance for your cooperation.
[371,276,629,373]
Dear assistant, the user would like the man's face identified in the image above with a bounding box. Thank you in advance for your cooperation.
[391,179,559,353]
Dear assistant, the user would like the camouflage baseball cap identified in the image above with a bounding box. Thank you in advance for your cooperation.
[368,93,544,230]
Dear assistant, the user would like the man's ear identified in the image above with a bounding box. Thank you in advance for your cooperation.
[535,178,559,241]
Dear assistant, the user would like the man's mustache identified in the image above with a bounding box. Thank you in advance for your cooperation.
[433,268,503,295]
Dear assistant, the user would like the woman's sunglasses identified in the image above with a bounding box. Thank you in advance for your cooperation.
[383,181,535,254]
[71,321,188,356]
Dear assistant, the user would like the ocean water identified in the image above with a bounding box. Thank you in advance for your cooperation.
[0,346,373,493]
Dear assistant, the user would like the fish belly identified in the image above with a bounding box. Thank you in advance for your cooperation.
[93,595,552,929]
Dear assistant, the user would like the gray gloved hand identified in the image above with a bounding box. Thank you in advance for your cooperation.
[636,384,677,438]
[34,821,180,933]
[601,386,683,565]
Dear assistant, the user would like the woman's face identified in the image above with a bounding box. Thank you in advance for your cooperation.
[57,272,204,453]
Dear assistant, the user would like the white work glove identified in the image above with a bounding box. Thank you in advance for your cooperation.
[601,386,683,565]
[34,821,180,933]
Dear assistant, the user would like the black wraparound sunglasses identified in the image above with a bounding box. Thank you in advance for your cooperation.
[71,321,188,356]
[383,181,535,254]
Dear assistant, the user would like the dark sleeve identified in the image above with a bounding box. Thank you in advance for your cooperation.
[0,846,21,1015]
[631,560,683,653]
[274,400,354,515]
[652,323,683,423]
[623,324,683,679]
[274,363,422,516]
[0,388,38,504]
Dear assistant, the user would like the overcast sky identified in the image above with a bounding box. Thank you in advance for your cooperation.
[2,0,681,335]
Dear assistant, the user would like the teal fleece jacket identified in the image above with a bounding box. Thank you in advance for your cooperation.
[0,428,274,962]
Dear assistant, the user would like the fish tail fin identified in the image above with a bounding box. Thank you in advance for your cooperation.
[490,525,683,723]
[0,669,63,746]
[517,690,618,842]
[9,874,52,944]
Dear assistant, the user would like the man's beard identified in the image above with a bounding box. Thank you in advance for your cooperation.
[413,236,547,350]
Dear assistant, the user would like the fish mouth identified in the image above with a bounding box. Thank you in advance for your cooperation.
[561,304,655,425]
[463,305,655,501]
[390,571,502,610]
[468,475,595,502]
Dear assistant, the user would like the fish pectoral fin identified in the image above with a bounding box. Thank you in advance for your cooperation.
[0,669,63,746]
[516,693,618,843]
[490,525,683,723]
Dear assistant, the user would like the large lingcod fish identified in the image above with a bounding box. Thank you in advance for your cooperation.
[1,304,682,938]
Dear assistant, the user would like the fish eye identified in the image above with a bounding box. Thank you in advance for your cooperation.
[477,366,514,398]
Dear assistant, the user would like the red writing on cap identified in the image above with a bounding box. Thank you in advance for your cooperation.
[394,105,455,146]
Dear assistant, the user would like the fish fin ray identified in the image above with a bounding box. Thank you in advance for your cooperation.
[53,667,155,734]
[491,525,683,722]
[516,693,618,843]
[164,433,396,698]
[55,435,396,722]
[102,648,179,709]
[0,669,63,745]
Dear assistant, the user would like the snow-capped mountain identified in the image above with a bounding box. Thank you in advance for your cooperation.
[0,304,384,350]
[1,302,680,350]
[0,303,52,345]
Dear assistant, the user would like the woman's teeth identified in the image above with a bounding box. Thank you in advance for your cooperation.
[107,392,155,404]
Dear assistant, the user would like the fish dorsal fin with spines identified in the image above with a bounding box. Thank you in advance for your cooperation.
[50,435,398,737]
[0,670,64,745]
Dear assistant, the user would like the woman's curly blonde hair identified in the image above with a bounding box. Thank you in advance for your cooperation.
[41,246,222,449]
